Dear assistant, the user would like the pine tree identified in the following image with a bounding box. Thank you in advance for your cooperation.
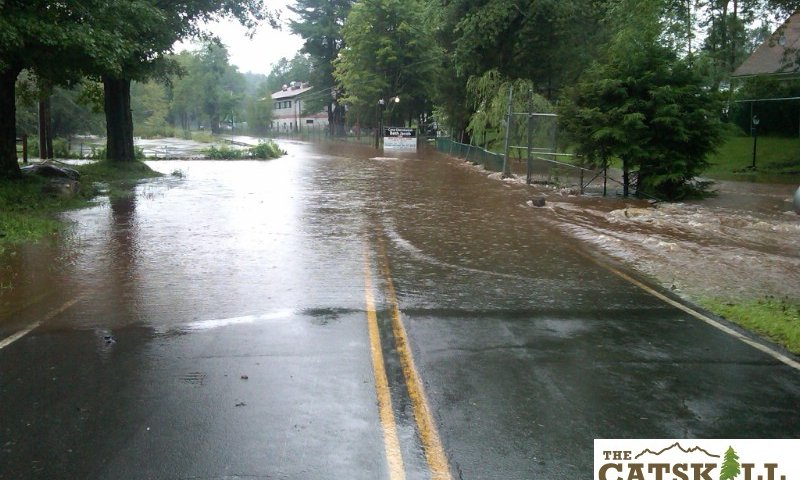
[720,446,741,480]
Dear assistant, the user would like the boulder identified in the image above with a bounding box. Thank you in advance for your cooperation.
[42,179,80,199]
[21,163,80,181]
[794,186,800,214]
[529,196,547,207]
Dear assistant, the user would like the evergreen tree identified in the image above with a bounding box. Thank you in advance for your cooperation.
[289,0,353,135]
[720,446,741,480]
[333,0,437,130]
[559,0,722,199]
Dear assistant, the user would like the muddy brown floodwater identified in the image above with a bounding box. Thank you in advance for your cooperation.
[469,162,800,303]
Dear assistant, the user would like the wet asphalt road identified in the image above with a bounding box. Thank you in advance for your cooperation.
[1,140,799,479]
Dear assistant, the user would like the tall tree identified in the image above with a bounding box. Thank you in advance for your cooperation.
[289,0,353,136]
[264,54,313,94]
[559,0,722,199]
[95,0,269,162]
[333,0,437,130]
[448,0,612,99]
[244,80,274,134]
[0,0,114,178]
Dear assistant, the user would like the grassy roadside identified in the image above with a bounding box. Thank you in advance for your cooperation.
[705,135,800,183]
[699,136,800,354]
[0,161,161,250]
[699,297,800,355]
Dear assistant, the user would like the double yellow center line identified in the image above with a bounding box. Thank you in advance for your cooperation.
[363,241,452,480]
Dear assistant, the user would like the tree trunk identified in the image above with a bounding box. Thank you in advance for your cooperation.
[731,0,738,73]
[0,64,22,180]
[328,102,335,137]
[39,96,54,159]
[686,0,693,57]
[622,158,630,198]
[103,75,136,162]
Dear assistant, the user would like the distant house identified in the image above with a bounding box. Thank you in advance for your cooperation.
[733,12,800,78]
[271,82,328,132]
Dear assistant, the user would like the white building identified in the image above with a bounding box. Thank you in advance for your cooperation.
[271,82,328,132]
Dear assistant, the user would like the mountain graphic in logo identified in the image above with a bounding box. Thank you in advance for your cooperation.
[635,442,721,460]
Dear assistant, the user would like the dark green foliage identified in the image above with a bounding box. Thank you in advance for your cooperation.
[334,0,437,128]
[559,5,723,200]
[730,76,800,137]
[289,0,352,134]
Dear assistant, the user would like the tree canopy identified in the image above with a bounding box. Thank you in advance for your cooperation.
[559,1,722,199]
[3,0,795,191]
[333,0,438,128]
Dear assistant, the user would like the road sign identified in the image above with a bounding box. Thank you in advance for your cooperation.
[383,127,417,150]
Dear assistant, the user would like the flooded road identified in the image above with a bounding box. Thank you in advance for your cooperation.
[1,140,799,479]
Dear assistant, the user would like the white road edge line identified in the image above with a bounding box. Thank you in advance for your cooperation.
[0,298,80,351]
[602,259,800,372]
[0,322,41,350]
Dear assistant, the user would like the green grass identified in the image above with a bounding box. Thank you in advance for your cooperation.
[0,177,66,246]
[700,296,800,355]
[203,141,285,160]
[76,159,160,184]
[0,160,161,248]
[191,131,216,143]
[705,135,800,183]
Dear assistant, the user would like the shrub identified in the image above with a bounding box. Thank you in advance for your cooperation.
[203,145,244,159]
[249,141,285,159]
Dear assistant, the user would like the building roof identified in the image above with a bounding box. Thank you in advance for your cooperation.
[271,83,314,100]
[733,12,800,78]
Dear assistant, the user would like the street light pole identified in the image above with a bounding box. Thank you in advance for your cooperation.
[751,114,760,169]
[374,99,385,149]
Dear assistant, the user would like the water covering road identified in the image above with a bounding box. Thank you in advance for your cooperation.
[1,140,799,479]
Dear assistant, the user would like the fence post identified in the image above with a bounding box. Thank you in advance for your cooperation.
[526,90,533,185]
[501,86,513,178]
[22,134,28,164]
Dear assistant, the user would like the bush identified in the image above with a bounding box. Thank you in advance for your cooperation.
[202,141,285,160]
[53,138,72,158]
[203,145,245,159]
[249,141,285,159]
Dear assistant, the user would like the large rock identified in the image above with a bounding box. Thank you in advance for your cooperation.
[42,179,80,199]
[21,163,81,199]
[529,196,547,207]
[21,163,80,181]
[794,186,800,214]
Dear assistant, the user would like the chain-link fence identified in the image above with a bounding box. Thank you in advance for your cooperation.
[436,135,632,196]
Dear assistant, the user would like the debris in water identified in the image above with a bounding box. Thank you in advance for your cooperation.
[240,375,249,380]
[528,197,547,208]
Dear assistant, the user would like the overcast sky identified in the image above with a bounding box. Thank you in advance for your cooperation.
[176,5,304,76]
